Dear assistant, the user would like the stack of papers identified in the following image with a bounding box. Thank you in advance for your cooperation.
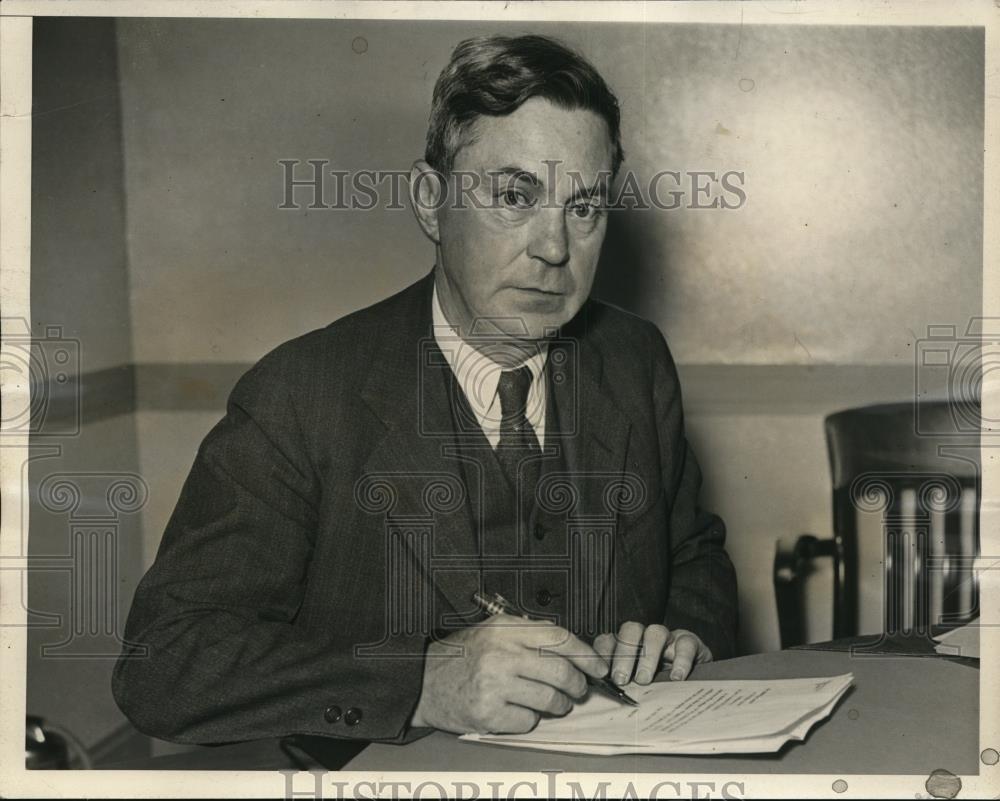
[934,618,980,658]
[462,674,854,756]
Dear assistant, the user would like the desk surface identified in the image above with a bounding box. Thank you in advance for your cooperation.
[346,648,979,775]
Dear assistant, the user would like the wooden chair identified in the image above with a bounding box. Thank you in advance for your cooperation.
[774,401,980,649]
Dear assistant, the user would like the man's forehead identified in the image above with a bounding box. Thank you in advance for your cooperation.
[452,98,614,180]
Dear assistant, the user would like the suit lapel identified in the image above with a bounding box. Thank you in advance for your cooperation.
[358,274,484,624]
[544,305,633,634]
[550,304,633,507]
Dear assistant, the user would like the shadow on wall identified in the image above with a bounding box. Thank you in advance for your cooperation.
[593,208,671,317]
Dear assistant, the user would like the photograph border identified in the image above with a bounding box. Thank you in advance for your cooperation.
[1,1,997,797]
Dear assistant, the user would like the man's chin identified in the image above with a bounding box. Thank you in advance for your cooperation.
[511,298,582,338]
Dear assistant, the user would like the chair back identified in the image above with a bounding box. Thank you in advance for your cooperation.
[827,401,979,637]
[775,401,979,648]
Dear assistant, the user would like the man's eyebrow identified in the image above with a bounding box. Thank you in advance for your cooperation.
[480,165,610,202]
[485,165,541,187]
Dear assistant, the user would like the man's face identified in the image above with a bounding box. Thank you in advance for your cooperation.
[433,97,614,343]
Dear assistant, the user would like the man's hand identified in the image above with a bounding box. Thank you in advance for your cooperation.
[410,615,609,735]
[594,622,713,685]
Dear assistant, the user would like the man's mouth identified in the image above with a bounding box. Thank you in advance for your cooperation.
[513,287,565,296]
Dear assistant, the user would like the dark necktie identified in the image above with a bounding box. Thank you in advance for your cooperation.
[496,365,539,485]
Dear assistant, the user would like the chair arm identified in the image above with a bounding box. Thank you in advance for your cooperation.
[774,534,845,648]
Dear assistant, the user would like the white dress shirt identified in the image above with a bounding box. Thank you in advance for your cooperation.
[432,283,548,449]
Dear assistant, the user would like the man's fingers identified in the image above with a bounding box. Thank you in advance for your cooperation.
[507,678,574,717]
[610,621,644,685]
[634,624,668,684]
[517,652,589,700]
[491,704,540,735]
[666,631,699,681]
[593,633,616,669]
[662,629,713,670]
[519,623,710,693]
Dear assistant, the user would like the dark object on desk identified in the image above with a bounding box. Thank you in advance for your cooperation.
[792,631,980,667]
[774,400,980,648]
[280,735,368,770]
[25,715,92,769]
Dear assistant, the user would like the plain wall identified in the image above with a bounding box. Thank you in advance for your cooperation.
[114,19,982,366]
[28,18,144,752]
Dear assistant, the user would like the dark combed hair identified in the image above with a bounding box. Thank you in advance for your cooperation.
[425,34,625,175]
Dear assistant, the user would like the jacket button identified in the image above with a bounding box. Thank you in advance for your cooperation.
[536,588,552,606]
[323,705,342,723]
[345,707,363,726]
[533,524,546,541]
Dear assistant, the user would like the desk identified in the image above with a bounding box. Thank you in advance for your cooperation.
[346,647,979,775]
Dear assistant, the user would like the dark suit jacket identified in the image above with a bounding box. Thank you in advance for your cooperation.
[112,272,737,745]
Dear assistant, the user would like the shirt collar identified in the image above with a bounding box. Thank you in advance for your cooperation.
[431,281,548,424]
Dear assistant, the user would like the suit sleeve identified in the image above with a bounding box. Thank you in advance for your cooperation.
[647,323,739,660]
[112,355,431,745]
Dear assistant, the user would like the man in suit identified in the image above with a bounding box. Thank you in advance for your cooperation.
[113,34,736,744]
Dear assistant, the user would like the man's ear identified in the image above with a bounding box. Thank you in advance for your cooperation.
[409,160,446,243]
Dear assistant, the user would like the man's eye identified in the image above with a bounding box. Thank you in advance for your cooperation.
[498,189,534,209]
[569,202,601,220]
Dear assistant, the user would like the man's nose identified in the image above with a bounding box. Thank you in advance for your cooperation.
[526,207,570,266]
